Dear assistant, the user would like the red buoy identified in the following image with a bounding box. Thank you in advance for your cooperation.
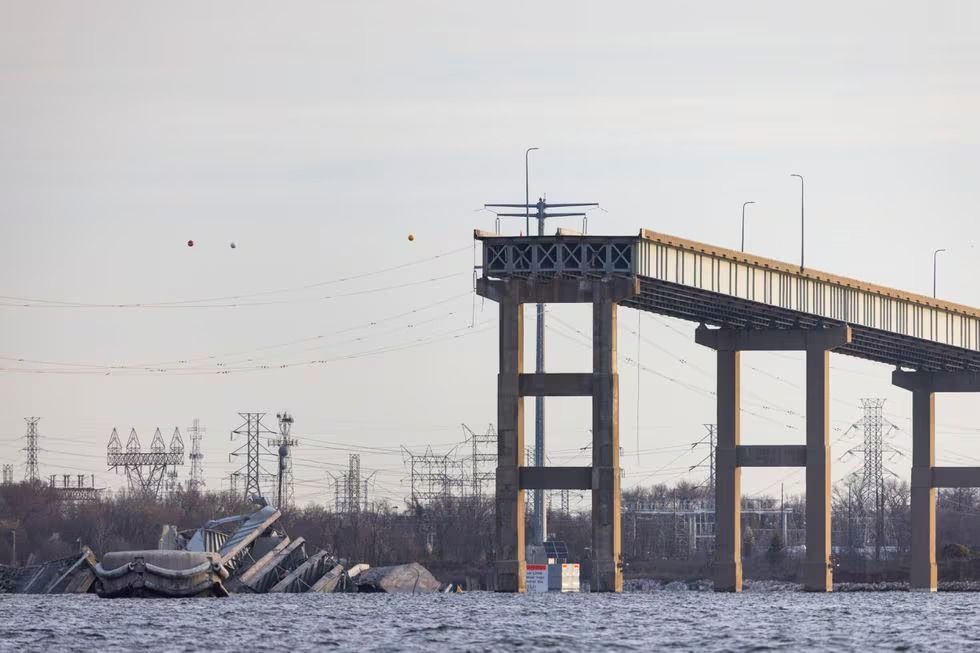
[187,239,195,247]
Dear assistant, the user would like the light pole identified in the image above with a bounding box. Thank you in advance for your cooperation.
[933,248,947,298]
[741,201,756,252]
[790,174,804,271]
[525,147,539,235]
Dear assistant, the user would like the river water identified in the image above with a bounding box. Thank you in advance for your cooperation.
[2,590,978,651]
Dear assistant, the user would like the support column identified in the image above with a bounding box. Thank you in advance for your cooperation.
[592,298,622,592]
[803,345,832,592]
[714,349,742,592]
[495,296,526,592]
[910,390,937,592]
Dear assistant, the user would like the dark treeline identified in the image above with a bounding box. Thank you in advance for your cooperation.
[3,479,980,584]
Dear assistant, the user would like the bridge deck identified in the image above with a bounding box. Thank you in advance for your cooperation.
[475,229,980,372]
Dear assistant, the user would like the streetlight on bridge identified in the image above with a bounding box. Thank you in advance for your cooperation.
[933,248,947,298]
[790,174,805,271]
[741,201,756,252]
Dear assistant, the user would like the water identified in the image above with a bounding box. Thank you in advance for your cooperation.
[2,591,979,651]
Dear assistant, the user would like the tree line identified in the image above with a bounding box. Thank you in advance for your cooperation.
[2,478,979,584]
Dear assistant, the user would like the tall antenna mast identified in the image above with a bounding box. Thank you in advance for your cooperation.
[188,418,206,492]
[484,196,599,547]
[23,417,41,483]
[272,412,298,509]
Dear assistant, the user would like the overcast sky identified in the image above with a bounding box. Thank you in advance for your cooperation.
[1,1,979,507]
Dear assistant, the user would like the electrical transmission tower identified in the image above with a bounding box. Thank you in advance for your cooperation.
[106,427,185,498]
[690,424,717,504]
[230,413,278,503]
[269,412,298,509]
[2,464,13,485]
[402,446,465,506]
[49,474,101,502]
[187,418,206,492]
[331,453,362,513]
[23,417,40,483]
[462,423,496,497]
[841,398,901,561]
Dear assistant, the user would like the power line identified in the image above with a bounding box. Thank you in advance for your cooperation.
[0,245,471,308]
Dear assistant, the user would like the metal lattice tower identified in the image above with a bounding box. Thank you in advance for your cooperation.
[106,427,185,498]
[331,454,363,513]
[230,413,278,503]
[402,446,465,506]
[463,423,496,497]
[48,473,101,502]
[187,418,206,492]
[270,412,298,509]
[1,464,13,485]
[559,489,570,516]
[23,417,40,483]
[346,454,361,512]
[842,398,900,561]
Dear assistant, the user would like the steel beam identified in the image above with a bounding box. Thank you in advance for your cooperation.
[519,466,592,490]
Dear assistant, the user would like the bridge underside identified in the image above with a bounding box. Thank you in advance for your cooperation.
[502,273,980,372]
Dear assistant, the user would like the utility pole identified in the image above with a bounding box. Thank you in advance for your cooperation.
[781,482,787,545]
[484,195,598,546]
[10,529,15,566]
[690,424,717,504]
[230,413,277,503]
[271,412,298,510]
[23,417,40,483]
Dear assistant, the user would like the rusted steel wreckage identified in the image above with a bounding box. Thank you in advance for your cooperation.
[0,506,445,598]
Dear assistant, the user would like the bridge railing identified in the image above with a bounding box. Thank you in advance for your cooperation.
[637,230,980,354]
[475,229,980,357]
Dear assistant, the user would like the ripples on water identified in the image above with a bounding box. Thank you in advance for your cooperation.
[2,591,980,651]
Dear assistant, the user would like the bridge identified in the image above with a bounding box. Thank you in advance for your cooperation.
[474,227,980,593]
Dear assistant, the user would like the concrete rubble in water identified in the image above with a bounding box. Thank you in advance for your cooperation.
[1,506,447,598]
[88,505,446,598]
[0,547,98,595]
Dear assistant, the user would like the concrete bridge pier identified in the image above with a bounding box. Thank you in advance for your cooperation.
[478,276,639,593]
[893,370,980,592]
[696,324,852,593]
[495,292,526,593]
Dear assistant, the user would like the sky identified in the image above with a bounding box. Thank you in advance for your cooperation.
[1,1,979,508]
